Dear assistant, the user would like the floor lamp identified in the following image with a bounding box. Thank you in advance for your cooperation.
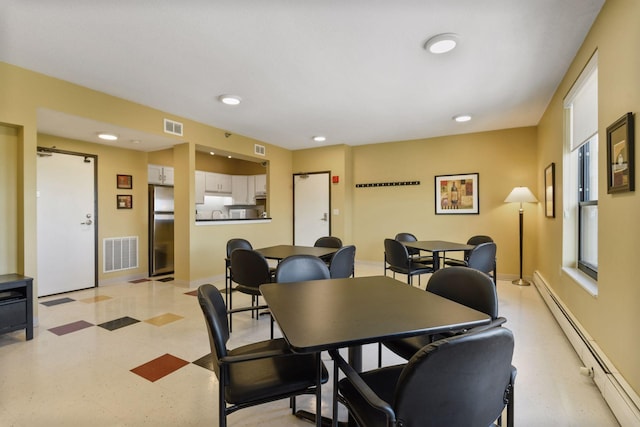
[504,186,538,286]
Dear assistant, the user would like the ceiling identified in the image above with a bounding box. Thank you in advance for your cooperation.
[1,1,604,152]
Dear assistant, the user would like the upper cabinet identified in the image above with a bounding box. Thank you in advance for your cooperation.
[205,172,232,194]
[231,175,256,205]
[254,174,267,196]
[148,164,174,185]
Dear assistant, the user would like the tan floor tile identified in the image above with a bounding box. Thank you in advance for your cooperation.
[145,312,184,326]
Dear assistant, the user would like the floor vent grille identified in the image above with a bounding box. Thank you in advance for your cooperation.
[104,236,138,273]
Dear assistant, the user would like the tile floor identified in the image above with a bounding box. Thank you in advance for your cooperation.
[0,263,620,426]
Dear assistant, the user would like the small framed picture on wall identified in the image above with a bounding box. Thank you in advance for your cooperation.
[117,194,133,209]
[117,174,133,189]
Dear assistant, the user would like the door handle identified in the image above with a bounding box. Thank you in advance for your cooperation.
[81,219,93,225]
[321,213,328,221]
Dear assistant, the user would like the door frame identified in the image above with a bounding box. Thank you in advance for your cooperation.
[37,146,99,290]
[292,171,331,244]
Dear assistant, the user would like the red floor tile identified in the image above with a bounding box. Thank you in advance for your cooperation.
[130,353,189,382]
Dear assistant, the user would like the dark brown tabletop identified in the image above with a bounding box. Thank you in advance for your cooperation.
[403,240,475,253]
[255,244,337,261]
[403,240,475,270]
[260,275,490,354]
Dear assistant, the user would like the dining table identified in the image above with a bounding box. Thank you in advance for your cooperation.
[260,275,491,426]
[255,244,338,261]
[403,239,475,270]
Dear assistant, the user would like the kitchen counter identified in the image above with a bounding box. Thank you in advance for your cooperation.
[195,218,272,226]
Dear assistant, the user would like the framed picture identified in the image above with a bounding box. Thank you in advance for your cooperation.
[117,194,133,209]
[544,163,555,218]
[117,174,133,189]
[606,112,635,193]
[435,173,479,214]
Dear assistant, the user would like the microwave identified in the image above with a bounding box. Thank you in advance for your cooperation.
[229,208,258,219]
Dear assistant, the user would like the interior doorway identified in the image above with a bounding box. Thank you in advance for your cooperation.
[36,148,97,296]
[293,172,330,246]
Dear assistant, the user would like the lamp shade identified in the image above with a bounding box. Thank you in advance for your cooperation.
[504,186,538,203]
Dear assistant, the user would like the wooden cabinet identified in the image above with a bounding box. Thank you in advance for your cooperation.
[148,164,174,185]
[205,172,232,194]
[254,174,267,196]
[0,274,33,340]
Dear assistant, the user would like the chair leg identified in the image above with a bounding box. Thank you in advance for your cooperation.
[378,342,383,367]
[228,283,233,333]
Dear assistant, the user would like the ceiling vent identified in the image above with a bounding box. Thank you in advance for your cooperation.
[164,119,183,136]
[254,144,266,156]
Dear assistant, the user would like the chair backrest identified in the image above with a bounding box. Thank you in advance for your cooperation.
[230,248,272,289]
[426,266,498,318]
[384,238,410,268]
[314,236,343,248]
[197,284,229,381]
[329,245,356,278]
[466,235,493,246]
[467,242,497,275]
[394,326,514,426]
[394,233,420,256]
[275,255,331,283]
[226,238,253,258]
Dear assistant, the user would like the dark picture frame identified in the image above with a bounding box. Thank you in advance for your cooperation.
[435,173,479,214]
[606,112,635,193]
[544,163,555,218]
[117,174,133,189]
[117,194,133,209]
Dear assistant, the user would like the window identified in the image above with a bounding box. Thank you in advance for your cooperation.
[564,52,598,281]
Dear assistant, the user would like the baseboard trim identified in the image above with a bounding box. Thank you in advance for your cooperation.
[533,270,640,426]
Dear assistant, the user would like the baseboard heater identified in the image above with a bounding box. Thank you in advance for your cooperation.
[533,271,640,426]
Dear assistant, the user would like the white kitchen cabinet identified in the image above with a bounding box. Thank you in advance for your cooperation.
[148,164,174,185]
[205,172,232,194]
[232,175,249,204]
[195,171,205,204]
[254,174,267,196]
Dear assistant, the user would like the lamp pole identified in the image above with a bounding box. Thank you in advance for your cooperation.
[513,203,530,286]
[504,186,537,286]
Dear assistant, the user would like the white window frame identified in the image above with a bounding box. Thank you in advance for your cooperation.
[563,52,598,290]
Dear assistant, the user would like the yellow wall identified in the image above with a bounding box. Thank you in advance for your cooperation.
[2,0,640,397]
[0,125,19,273]
[0,61,293,292]
[536,0,640,396]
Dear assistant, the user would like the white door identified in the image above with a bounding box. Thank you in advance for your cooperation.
[294,172,330,246]
[37,151,96,296]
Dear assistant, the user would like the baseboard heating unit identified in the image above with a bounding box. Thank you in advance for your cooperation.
[533,271,640,426]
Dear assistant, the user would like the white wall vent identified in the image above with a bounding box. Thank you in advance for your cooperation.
[254,144,266,156]
[104,236,138,273]
[164,119,183,136]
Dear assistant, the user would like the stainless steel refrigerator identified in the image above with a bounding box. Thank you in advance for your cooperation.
[149,184,174,276]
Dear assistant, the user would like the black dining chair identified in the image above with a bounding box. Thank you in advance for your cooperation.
[197,284,329,427]
[444,235,494,269]
[467,241,498,284]
[225,238,253,307]
[330,326,516,427]
[384,238,433,286]
[314,236,343,264]
[275,254,331,283]
[395,232,434,265]
[228,248,273,336]
[329,245,356,278]
[379,266,505,366]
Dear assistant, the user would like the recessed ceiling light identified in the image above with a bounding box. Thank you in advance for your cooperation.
[312,136,326,143]
[227,155,232,159]
[97,132,118,141]
[424,33,459,54]
[453,114,472,122]
[218,94,242,106]
[209,151,215,156]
